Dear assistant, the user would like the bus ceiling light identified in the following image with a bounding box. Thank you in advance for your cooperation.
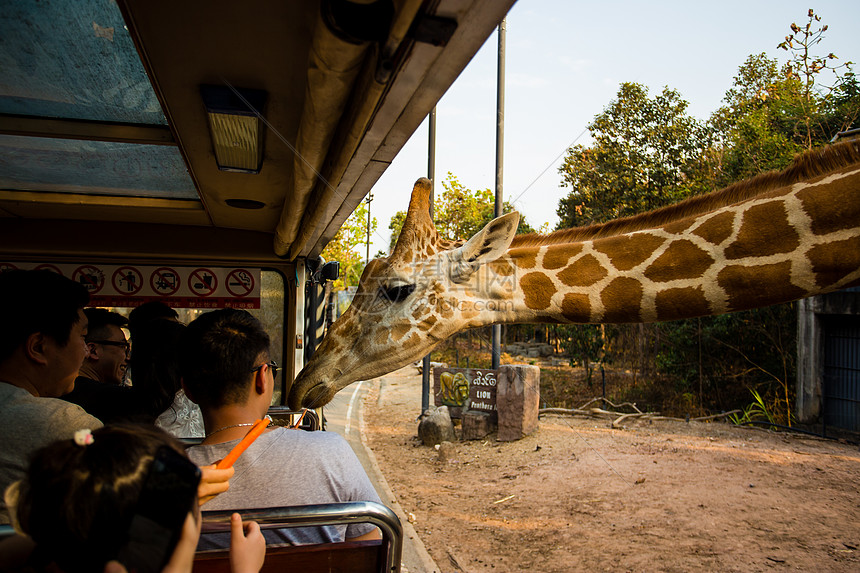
[200,85,267,174]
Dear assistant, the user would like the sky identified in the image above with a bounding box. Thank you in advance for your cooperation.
[362,0,860,257]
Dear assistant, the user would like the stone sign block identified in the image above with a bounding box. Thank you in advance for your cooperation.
[496,364,540,441]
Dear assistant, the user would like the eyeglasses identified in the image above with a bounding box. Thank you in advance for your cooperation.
[89,340,131,353]
[251,360,280,378]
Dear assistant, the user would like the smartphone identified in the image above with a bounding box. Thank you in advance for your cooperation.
[116,446,202,573]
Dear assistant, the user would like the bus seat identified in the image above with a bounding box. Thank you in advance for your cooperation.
[196,501,402,573]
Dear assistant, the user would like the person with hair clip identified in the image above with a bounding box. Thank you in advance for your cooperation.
[1,424,264,573]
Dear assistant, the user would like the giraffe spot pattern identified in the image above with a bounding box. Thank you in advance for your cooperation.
[797,173,860,236]
[718,261,806,311]
[558,254,608,287]
[601,277,643,322]
[489,258,515,277]
[724,201,799,259]
[655,286,711,320]
[560,293,590,321]
[521,272,557,310]
[391,323,412,342]
[692,211,735,246]
[644,240,715,283]
[544,243,582,270]
[510,247,537,269]
[418,315,438,332]
[807,235,860,289]
[663,219,695,235]
[594,233,666,271]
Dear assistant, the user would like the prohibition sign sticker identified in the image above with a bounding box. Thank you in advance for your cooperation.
[34,264,63,275]
[189,268,217,297]
[150,267,181,296]
[113,266,143,295]
[226,269,255,297]
[73,265,105,293]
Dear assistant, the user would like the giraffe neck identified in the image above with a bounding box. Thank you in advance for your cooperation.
[463,162,860,325]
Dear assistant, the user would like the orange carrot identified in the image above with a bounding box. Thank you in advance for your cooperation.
[216,416,271,469]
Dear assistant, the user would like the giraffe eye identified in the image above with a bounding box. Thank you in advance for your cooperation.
[380,284,415,303]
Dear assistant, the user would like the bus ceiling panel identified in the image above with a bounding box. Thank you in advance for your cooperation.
[0,192,209,227]
[0,0,167,126]
[0,115,175,146]
[0,135,198,200]
[0,219,284,264]
[118,0,315,235]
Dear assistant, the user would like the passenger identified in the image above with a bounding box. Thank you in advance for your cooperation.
[0,269,101,524]
[180,309,382,547]
[2,424,264,573]
[131,318,204,438]
[128,301,179,340]
[61,308,148,424]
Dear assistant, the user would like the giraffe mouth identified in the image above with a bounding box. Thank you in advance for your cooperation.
[288,366,344,410]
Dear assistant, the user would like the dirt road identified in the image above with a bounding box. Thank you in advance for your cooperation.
[360,366,860,573]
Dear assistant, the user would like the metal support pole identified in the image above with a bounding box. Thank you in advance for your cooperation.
[491,19,506,371]
[421,108,437,416]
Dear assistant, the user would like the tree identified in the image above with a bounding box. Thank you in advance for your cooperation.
[556,83,712,229]
[321,201,376,289]
[777,8,856,148]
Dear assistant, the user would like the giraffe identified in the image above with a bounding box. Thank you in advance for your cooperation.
[288,141,860,409]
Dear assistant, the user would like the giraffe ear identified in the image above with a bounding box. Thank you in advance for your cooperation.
[449,211,519,283]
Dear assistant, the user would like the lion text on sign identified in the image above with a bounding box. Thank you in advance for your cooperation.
[433,367,498,422]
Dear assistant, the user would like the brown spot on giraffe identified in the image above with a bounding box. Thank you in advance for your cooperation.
[560,293,590,321]
[663,219,694,235]
[374,328,388,346]
[594,233,666,271]
[544,243,582,270]
[718,261,806,311]
[489,258,515,277]
[692,211,735,246]
[412,306,425,321]
[655,286,711,320]
[806,235,860,289]
[521,272,557,310]
[390,323,412,342]
[510,247,537,269]
[724,201,800,259]
[644,240,715,282]
[558,254,608,287]
[418,315,438,332]
[601,277,643,322]
[797,172,860,236]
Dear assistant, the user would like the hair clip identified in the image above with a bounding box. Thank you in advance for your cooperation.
[74,429,94,446]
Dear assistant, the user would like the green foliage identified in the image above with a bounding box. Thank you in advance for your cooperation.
[321,201,376,289]
[728,388,781,429]
[556,83,714,229]
[387,172,535,252]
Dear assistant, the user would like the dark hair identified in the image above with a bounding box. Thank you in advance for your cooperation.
[130,318,187,418]
[10,425,191,573]
[179,309,270,410]
[0,270,89,363]
[128,302,179,338]
[84,308,129,342]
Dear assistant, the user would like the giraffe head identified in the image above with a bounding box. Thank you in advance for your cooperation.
[289,178,519,409]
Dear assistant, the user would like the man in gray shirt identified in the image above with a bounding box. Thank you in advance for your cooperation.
[180,308,381,547]
[0,270,102,524]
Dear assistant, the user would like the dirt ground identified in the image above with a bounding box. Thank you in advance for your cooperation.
[361,366,860,573]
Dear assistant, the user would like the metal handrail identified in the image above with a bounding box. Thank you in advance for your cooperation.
[201,501,403,573]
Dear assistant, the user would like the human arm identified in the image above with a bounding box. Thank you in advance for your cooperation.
[198,464,234,505]
[346,527,382,541]
[229,513,265,573]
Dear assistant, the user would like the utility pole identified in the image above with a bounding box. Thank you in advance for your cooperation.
[421,107,436,417]
[365,192,374,264]
[492,18,506,371]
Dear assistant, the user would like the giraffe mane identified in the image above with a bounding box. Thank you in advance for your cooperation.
[510,140,860,248]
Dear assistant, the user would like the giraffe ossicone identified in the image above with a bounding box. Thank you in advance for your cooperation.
[289,141,860,409]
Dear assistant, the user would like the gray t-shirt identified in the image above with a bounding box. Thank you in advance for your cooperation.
[0,382,103,524]
[188,426,381,547]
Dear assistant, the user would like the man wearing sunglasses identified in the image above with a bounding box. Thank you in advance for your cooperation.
[62,308,144,423]
[180,308,382,548]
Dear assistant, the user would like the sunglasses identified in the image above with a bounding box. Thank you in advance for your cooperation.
[250,360,280,378]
